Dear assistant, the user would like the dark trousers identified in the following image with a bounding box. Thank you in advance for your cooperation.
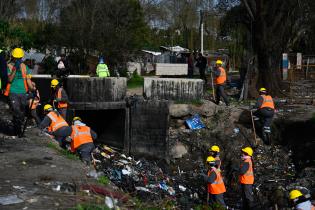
[254,108,274,127]
[53,126,72,149]
[8,93,28,136]
[241,184,254,210]
[77,143,95,164]
[215,85,229,105]
[209,193,226,208]
[58,108,67,121]
[199,67,207,84]
[31,109,41,126]
[188,67,194,78]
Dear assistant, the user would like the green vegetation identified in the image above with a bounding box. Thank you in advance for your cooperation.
[127,71,144,89]
[47,142,79,160]
[72,204,110,210]
[97,176,110,186]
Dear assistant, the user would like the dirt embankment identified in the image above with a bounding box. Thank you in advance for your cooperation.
[168,100,315,209]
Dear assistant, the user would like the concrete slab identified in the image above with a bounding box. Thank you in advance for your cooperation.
[144,78,203,101]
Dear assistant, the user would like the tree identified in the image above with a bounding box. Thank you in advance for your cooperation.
[223,0,309,95]
[0,21,33,50]
[57,0,149,73]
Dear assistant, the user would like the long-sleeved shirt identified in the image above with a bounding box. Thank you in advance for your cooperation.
[239,161,250,175]
[54,87,69,103]
[206,168,217,183]
[254,95,264,109]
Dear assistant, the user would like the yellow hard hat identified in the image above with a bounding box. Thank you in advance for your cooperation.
[259,87,267,92]
[72,116,82,123]
[206,156,216,163]
[289,190,303,200]
[210,145,220,152]
[51,79,59,88]
[12,48,24,58]
[242,147,253,157]
[216,60,223,65]
[43,104,53,112]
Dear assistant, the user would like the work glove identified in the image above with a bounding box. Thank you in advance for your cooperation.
[65,136,72,143]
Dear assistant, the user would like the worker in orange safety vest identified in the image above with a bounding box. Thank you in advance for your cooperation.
[239,147,255,210]
[253,87,275,132]
[39,104,71,148]
[203,156,226,208]
[70,117,97,164]
[214,60,229,106]
[4,48,35,137]
[51,79,69,120]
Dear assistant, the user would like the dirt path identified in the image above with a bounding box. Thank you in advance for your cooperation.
[0,128,96,210]
[127,87,143,96]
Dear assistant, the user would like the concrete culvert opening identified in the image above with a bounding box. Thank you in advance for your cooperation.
[74,109,127,150]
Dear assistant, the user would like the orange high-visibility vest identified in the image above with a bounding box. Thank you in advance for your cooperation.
[29,90,40,110]
[239,158,254,184]
[70,125,93,152]
[215,67,226,85]
[4,63,28,96]
[47,111,68,132]
[207,168,226,194]
[56,88,68,108]
[259,95,275,109]
[312,205,315,210]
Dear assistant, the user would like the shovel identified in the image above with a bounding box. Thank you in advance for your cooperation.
[210,71,215,100]
[250,110,257,145]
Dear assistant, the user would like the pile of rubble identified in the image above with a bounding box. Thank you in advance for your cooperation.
[91,145,207,209]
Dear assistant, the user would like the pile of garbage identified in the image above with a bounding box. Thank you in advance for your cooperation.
[91,145,208,209]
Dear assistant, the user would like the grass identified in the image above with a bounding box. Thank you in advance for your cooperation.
[72,204,110,210]
[47,142,79,160]
[97,175,110,186]
[127,71,144,89]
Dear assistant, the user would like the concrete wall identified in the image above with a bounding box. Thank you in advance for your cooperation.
[155,63,188,75]
[67,77,127,103]
[129,100,170,159]
[32,76,127,104]
[144,78,204,101]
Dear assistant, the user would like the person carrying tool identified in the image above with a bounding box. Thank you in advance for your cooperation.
[253,88,275,134]
[203,156,226,208]
[4,48,34,137]
[214,60,229,106]
[289,189,315,210]
[51,79,69,120]
[29,81,41,126]
[209,145,221,170]
[69,116,97,164]
[239,147,255,210]
[96,56,110,77]
[39,104,71,148]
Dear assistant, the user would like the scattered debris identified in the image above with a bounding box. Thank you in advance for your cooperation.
[185,114,205,130]
[0,195,24,205]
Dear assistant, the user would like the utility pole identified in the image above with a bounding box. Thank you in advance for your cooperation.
[200,10,204,54]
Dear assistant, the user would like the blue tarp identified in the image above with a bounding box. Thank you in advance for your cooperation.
[185,114,205,130]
